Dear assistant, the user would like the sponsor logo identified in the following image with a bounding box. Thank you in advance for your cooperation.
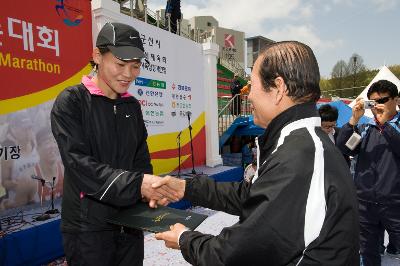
[135,77,166,89]
[138,99,164,107]
[224,34,235,48]
[55,0,84,27]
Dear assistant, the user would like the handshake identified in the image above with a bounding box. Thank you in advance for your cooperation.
[141,174,186,208]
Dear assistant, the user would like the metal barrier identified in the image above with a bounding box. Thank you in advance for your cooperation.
[217,94,251,136]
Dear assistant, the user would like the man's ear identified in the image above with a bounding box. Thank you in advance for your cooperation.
[92,47,101,65]
[274,77,286,105]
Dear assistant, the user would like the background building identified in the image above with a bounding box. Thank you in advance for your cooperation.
[246,36,275,70]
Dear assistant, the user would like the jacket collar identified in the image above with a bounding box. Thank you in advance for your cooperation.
[81,76,133,98]
[257,102,319,162]
[367,111,399,127]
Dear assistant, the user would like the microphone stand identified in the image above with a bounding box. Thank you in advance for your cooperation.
[176,131,182,178]
[187,112,196,175]
[32,175,50,221]
[45,177,59,215]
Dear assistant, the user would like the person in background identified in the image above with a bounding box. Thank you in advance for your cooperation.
[51,22,179,266]
[153,41,359,265]
[240,81,251,95]
[336,79,400,265]
[165,0,182,34]
[230,74,242,115]
[318,104,350,166]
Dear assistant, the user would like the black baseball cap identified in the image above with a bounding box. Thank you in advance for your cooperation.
[96,22,145,61]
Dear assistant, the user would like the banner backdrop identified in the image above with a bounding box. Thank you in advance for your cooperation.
[116,16,206,175]
[0,0,92,210]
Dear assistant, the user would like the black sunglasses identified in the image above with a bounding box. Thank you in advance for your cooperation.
[373,96,392,104]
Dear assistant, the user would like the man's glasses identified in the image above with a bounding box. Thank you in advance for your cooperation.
[321,122,336,130]
[371,96,392,104]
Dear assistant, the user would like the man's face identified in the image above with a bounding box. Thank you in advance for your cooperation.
[96,51,141,96]
[321,121,336,134]
[368,92,398,122]
[248,57,278,129]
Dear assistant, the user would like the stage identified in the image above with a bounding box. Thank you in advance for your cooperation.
[1,164,399,266]
[0,165,243,266]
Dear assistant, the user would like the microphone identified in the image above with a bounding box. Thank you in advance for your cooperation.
[31,175,45,182]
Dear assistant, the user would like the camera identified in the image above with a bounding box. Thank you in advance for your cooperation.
[364,100,376,109]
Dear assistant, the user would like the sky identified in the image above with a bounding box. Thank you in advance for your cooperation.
[147,0,400,78]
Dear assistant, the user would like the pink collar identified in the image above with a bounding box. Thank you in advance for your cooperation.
[81,76,132,98]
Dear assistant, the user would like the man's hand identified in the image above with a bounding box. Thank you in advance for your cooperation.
[155,223,188,249]
[152,175,186,201]
[350,98,365,126]
[373,103,392,124]
[141,174,180,208]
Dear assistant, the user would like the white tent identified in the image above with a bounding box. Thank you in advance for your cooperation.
[349,66,400,117]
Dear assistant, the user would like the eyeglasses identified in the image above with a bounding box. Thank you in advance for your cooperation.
[371,96,392,104]
[321,122,336,130]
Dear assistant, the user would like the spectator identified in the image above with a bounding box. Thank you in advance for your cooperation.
[336,79,400,265]
[230,74,242,115]
[240,81,251,95]
[165,0,182,34]
[318,104,350,165]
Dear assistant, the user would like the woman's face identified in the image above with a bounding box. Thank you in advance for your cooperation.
[94,50,142,98]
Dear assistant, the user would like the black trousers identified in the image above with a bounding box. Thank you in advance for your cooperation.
[359,200,400,266]
[63,228,144,266]
[231,94,241,115]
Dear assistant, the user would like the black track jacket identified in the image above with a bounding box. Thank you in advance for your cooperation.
[51,80,152,232]
[180,103,359,265]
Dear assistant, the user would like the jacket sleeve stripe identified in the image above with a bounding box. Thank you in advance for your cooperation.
[303,126,326,247]
[266,117,327,247]
[100,170,128,200]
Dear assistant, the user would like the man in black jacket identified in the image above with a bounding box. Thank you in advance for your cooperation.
[51,22,178,266]
[230,74,242,115]
[154,41,360,265]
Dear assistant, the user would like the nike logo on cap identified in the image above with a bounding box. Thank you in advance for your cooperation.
[129,36,138,39]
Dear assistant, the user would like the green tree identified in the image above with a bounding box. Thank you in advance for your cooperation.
[348,53,366,87]
[330,60,350,96]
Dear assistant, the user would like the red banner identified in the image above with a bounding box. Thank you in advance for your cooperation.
[0,0,92,100]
